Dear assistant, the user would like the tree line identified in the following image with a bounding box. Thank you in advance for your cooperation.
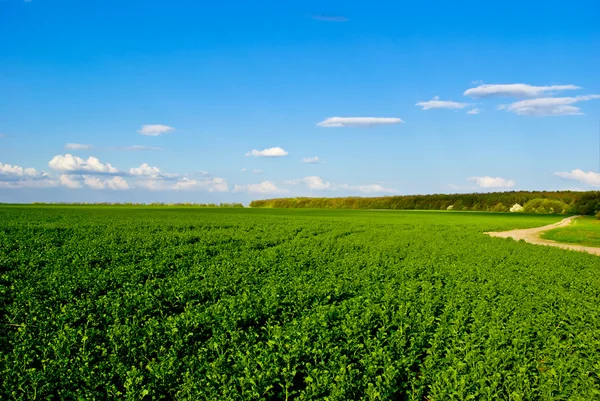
[250,191,600,215]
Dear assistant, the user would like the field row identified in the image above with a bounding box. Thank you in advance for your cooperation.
[1,207,600,400]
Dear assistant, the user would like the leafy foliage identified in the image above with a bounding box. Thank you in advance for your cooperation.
[250,191,600,215]
[2,206,600,400]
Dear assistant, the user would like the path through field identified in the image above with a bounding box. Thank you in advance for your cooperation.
[486,215,600,256]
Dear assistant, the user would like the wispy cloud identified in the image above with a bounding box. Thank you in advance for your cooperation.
[66,144,163,151]
[233,181,289,194]
[464,83,580,98]
[115,145,163,151]
[285,176,398,193]
[301,156,320,164]
[338,183,398,194]
[65,143,94,150]
[310,14,348,22]
[285,176,331,190]
[83,176,129,190]
[416,96,470,110]
[172,176,229,192]
[555,169,600,186]
[468,176,515,188]
[252,169,263,174]
[59,174,82,189]
[48,154,120,174]
[317,117,403,128]
[497,95,600,116]
[138,124,175,136]
[467,108,480,115]
[245,147,289,157]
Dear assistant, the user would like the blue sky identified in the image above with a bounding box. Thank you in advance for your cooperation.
[1,0,600,203]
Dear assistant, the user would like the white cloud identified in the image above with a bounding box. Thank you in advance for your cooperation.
[416,96,470,110]
[65,143,93,150]
[0,162,57,188]
[301,156,320,163]
[134,175,229,192]
[338,183,398,193]
[317,117,403,128]
[83,175,129,190]
[49,154,120,174]
[555,169,600,186]
[467,108,480,115]
[251,169,263,174]
[135,179,170,191]
[497,95,600,116]
[129,163,162,177]
[0,179,57,189]
[285,176,332,190]
[468,176,515,188]
[119,145,163,151]
[138,124,175,136]
[172,176,229,192]
[464,83,581,98]
[59,174,82,188]
[0,162,43,178]
[241,168,247,172]
[233,181,289,194]
[245,147,289,157]
[285,176,398,193]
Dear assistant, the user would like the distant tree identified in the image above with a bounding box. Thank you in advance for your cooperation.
[493,203,509,212]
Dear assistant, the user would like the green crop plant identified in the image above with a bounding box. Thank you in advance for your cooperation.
[1,206,600,400]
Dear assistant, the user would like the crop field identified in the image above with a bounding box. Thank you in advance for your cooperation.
[1,206,600,400]
[542,216,600,248]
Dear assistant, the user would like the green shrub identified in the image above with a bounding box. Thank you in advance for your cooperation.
[493,202,509,212]
[523,198,569,214]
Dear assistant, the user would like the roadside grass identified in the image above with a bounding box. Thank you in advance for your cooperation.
[541,215,600,247]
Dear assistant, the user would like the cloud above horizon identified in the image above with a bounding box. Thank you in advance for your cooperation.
[416,96,470,110]
[555,169,600,186]
[467,108,480,115]
[138,124,175,136]
[115,145,164,151]
[83,176,129,190]
[245,147,289,157]
[284,176,398,193]
[65,143,93,150]
[233,181,289,194]
[49,154,120,174]
[301,156,320,164]
[464,83,580,98]
[285,176,332,190]
[468,176,515,188]
[317,117,403,128]
[497,95,600,116]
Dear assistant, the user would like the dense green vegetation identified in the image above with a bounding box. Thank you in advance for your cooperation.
[27,202,245,207]
[2,206,600,400]
[250,190,600,215]
[542,216,600,247]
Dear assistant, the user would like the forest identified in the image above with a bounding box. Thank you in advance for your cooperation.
[250,191,600,215]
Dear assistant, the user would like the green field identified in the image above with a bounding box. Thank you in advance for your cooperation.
[2,206,600,400]
[541,216,600,247]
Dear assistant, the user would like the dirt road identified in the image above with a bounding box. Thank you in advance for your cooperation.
[485,215,600,256]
